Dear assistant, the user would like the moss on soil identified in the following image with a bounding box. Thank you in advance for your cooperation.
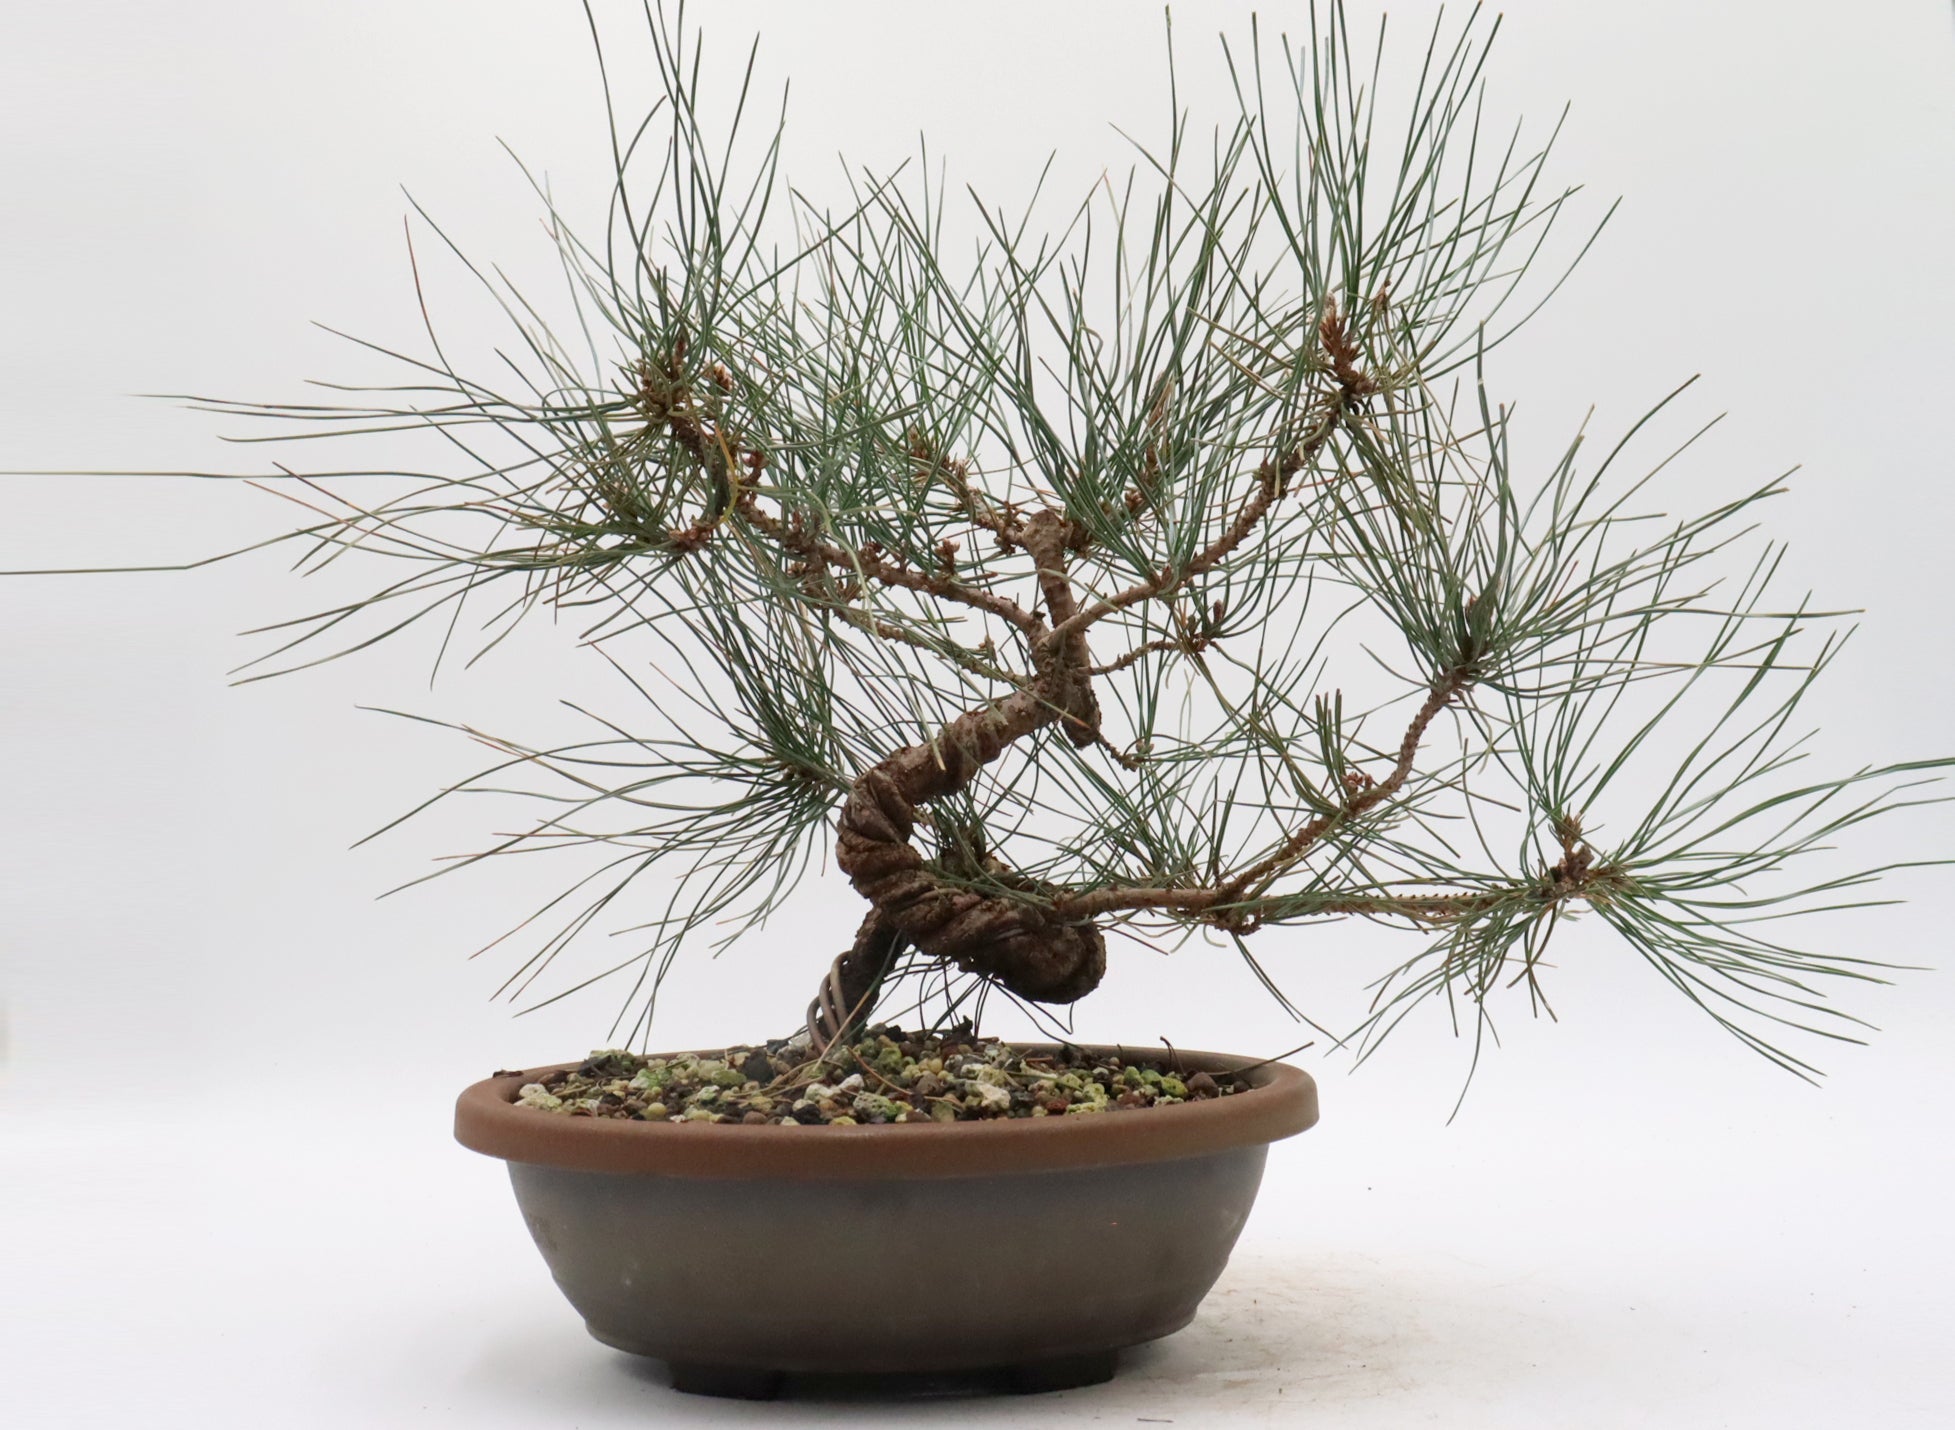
[509,1024,1243,1126]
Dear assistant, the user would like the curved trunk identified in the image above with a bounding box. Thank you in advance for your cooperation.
[828,514,1106,1026]
[805,909,906,1049]
[833,703,1107,1005]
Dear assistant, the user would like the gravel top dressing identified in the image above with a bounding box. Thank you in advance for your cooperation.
[511,1025,1247,1126]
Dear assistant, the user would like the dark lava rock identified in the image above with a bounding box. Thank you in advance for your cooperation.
[740,1049,775,1084]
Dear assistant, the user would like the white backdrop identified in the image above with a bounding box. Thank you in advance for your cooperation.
[5,2,1954,1425]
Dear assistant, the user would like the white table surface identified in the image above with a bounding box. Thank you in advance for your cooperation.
[9,1068,1950,1429]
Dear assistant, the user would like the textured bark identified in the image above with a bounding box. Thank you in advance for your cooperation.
[835,722,1107,1003]
[1023,510,1102,749]
[834,515,1107,1005]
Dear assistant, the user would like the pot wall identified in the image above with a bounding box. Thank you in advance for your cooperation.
[509,1145,1270,1374]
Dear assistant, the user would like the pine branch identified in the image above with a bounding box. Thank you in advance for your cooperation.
[68,1,1940,1076]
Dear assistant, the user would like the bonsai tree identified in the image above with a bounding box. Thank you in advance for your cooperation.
[132,4,1941,1073]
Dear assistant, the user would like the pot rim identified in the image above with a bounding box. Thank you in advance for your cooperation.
[454,1042,1318,1181]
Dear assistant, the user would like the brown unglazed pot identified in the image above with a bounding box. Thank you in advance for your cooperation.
[454,1043,1318,1397]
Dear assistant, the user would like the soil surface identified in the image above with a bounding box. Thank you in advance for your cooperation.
[508,1024,1246,1126]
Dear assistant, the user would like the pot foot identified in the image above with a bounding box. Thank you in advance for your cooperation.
[999,1349,1120,1393]
[666,1362,786,1400]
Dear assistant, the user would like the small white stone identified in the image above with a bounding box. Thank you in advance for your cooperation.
[965,1080,1012,1112]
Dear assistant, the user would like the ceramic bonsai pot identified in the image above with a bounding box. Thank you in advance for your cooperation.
[455,1043,1317,1397]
